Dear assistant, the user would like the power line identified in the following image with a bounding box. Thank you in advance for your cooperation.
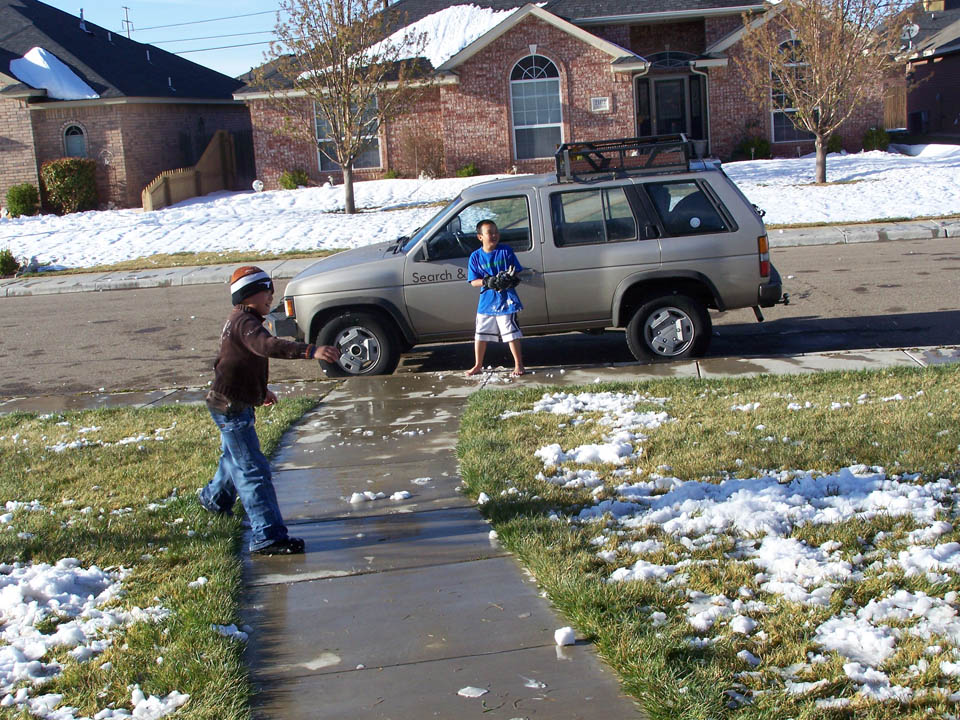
[135,9,278,32]
[173,40,280,54]
[146,30,276,44]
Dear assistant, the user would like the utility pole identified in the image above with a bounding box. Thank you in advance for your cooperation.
[121,6,133,39]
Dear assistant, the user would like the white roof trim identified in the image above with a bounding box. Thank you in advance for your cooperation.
[436,4,646,71]
[691,57,729,67]
[705,2,786,55]
[576,5,764,25]
[234,73,459,102]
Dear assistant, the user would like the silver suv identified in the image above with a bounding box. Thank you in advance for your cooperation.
[267,136,787,376]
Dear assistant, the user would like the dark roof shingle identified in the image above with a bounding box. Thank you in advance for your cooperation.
[0,0,243,101]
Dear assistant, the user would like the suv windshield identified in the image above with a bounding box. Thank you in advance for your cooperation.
[400,197,460,253]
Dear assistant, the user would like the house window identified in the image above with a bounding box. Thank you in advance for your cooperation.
[510,55,562,160]
[314,99,381,172]
[64,124,87,158]
[771,40,814,143]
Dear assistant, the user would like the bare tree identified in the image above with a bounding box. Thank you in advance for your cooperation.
[256,0,427,213]
[736,0,912,183]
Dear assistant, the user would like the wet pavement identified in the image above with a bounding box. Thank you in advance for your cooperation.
[2,346,959,718]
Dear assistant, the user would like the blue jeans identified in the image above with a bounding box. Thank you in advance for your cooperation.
[201,406,288,551]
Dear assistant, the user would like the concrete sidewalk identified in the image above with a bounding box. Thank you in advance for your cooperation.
[1,347,958,718]
[1,217,957,298]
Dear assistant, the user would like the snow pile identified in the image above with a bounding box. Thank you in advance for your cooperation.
[1,146,957,269]
[0,559,179,717]
[9,48,99,100]
[370,4,519,68]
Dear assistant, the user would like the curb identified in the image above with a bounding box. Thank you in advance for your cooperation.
[2,218,957,297]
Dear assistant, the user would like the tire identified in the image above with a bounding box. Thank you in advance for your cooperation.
[315,311,401,377]
[625,294,711,362]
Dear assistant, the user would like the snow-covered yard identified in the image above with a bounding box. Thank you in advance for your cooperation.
[1,144,958,270]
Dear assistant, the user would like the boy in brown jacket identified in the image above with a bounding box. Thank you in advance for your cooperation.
[198,266,339,555]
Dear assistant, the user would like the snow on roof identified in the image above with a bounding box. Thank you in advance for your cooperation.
[9,47,99,101]
[370,4,520,69]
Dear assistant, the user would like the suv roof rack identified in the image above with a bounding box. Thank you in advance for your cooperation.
[555,135,699,182]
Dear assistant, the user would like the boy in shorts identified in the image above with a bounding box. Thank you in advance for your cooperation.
[465,220,525,377]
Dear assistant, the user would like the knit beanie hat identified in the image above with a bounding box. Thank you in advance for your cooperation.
[230,266,273,305]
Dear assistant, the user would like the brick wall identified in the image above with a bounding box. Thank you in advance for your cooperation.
[248,97,384,189]
[440,15,635,174]
[708,33,883,160]
[29,102,251,207]
[384,87,445,177]
[629,20,706,55]
[116,103,251,207]
[908,54,960,134]
[0,99,40,210]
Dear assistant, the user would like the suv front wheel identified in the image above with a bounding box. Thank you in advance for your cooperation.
[626,295,711,362]
[316,311,401,377]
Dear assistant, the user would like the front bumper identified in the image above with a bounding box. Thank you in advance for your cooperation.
[263,309,300,339]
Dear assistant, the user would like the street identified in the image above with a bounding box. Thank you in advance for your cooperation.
[1,236,958,397]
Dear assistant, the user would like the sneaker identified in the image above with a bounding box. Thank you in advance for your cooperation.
[253,537,305,556]
[196,488,232,516]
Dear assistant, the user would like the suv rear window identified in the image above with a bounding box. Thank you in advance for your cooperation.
[550,187,638,247]
[643,181,728,236]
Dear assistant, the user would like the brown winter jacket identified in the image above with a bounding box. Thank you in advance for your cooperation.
[207,305,315,411]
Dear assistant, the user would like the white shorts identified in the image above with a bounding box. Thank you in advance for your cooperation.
[475,313,523,343]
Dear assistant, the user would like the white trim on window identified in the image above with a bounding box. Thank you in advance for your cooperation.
[509,54,563,161]
[313,99,382,172]
[63,123,87,158]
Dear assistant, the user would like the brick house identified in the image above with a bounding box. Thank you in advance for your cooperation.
[0,0,253,210]
[238,0,886,188]
[904,0,960,135]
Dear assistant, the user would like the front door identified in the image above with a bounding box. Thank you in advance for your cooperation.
[636,74,706,141]
[404,193,547,340]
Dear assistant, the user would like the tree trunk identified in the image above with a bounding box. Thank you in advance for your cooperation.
[814,135,827,184]
[343,164,356,214]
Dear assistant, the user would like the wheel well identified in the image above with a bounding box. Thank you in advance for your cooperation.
[616,279,716,328]
[309,304,404,345]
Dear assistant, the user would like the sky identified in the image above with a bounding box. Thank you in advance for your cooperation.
[41,1,285,78]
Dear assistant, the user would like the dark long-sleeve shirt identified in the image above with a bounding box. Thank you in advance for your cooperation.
[208,305,315,409]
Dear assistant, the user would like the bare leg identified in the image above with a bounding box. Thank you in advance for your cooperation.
[507,339,524,376]
[465,339,488,376]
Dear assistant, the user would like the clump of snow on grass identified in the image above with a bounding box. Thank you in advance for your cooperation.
[212,624,248,642]
[0,559,175,715]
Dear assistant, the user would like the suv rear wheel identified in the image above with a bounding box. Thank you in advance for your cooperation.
[626,294,711,362]
[316,311,401,377]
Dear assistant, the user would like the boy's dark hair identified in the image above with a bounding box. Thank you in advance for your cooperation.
[476,219,498,235]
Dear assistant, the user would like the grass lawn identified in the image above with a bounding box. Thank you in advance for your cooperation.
[0,398,314,719]
[458,364,960,719]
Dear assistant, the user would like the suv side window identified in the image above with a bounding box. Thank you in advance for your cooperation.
[550,187,638,247]
[643,181,729,236]
[424,196,531,261]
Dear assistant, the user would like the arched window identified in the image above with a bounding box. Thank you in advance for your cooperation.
[510,55,562,160]
[646,51,697,69]
[64,124,87,158]
[771,40,814,143]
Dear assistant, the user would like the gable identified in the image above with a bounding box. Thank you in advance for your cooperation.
[437,4,648,72]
